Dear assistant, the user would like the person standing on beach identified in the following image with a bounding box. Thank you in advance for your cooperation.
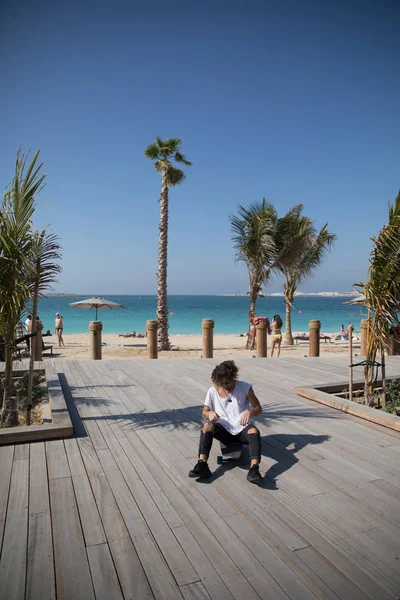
[54,313,65,347]
[248,314,257,350]
[248,314,271,351]
[189,360,263,485]
[270,315,283,357]
[24,313,32,352]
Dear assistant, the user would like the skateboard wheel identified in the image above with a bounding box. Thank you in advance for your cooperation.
[217,456,223,465]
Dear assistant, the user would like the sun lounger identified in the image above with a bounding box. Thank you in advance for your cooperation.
[43,345,53,355]
[294,335,332,344]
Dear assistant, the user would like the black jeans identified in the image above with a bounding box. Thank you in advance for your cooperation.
[199,423,261,461]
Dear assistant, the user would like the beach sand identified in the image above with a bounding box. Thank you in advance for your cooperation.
[43,332,357,360]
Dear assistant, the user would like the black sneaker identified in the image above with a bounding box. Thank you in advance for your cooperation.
[189,460,212,479]
[247,465,263,485]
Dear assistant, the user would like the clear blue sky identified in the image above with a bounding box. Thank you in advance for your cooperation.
[1,0,399,295]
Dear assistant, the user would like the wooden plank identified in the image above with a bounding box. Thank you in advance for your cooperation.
[215,481,341,600]
[0,458,29,600]
[96,448,184,599]
[220,513,316,600]
[109,536,154,600]
[234,481,395,600]
[370,478,400,501]
[61,362,108,450]
[172,524,237,600]
[26,512,56,600]
[71,472,107,547]
[49,477,95,600]
[14,443,29,460]
[180,517,262,600]
[294,546,368,600]
[64,434,107,547]
[93,417,200,586]
[180,582,212,600]
[0,445,14,549]
[29,442,50,515]
[75,436,154,598]
[64,437,87,476]
[86,542,124,600]
[77,438,130,542]
[45,364,72,427]
[0,423,73,445]
[46,439,71,480]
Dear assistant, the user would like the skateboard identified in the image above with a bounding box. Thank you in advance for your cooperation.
[217,441,247,464]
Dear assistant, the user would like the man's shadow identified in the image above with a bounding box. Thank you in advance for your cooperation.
[197,433,330,490]
[260,433,330,488]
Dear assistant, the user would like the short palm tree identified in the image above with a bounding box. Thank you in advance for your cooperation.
[230,200,277,345]
[145,137,191,350]
[25,230,62,424]
[355,191,400,406]
[0,150,46,426]
[275,205,336,344]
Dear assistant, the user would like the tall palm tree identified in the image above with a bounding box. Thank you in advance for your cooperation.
[275,205,336,344]
[230,200,277,346]
[25,230,62,424]
[355,191,400,406]
[145,137,191,350]
[0,150,46,426]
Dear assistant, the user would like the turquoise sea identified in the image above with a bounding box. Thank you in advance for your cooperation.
[34,295,366,335]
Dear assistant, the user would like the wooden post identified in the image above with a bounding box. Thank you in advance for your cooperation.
[89,321,102,360]
[146,320,158,359]
[202,319,214,358]
[348,323,354,401]
[256,321,267,358]
[381,349,386,408]
[33,320,43,362]
[360,319,368,356]
[309,320,321,357]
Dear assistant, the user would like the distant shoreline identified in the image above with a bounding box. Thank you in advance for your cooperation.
[219,292,359,297]
[46,292,359,298]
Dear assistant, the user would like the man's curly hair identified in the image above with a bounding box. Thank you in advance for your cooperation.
[211,360,239,385]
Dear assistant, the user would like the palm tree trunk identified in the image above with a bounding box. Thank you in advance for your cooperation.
[157,172,170,351]
[284,299,293,345]
[246,283,258,349]
[1,343,18,427]
[27,282,39,425]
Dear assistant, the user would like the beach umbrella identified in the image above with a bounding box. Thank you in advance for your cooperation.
[343,294,365,306]
[68,296,125,321]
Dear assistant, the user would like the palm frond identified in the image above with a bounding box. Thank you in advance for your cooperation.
[145,137,191,187]
[230,200,277,290]
[144,143,160,160]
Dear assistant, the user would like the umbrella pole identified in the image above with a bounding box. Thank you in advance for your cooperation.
[96,306,98,321]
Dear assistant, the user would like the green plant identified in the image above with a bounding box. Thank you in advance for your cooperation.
[355,191,400,406]
[16,373,45,409]
[386,379,400,403]
[0,150,46,425]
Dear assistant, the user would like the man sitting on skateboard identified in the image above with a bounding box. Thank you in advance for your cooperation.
[189,360,263,485]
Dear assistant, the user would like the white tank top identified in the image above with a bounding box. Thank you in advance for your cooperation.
[204,380,252,434]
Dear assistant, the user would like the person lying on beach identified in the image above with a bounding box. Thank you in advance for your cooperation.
[188,360,263,485]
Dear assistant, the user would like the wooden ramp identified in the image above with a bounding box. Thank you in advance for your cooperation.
[1,356,400,600]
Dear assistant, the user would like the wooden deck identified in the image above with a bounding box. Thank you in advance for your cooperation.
[1,355,400,600]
